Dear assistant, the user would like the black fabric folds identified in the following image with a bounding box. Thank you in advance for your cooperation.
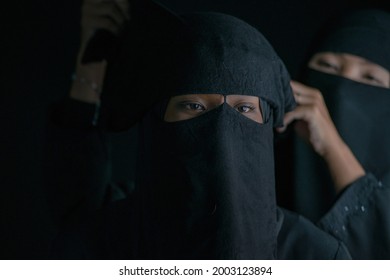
[132,103,277,259]
[101,3,294,130]
[295,69,390,219]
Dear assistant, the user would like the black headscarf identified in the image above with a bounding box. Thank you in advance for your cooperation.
[101,0,294,130]
[313,9,390,71]
[96,1,295,259]
[294,10,390,220]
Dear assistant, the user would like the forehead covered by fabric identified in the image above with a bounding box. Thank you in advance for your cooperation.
[314,10,390,71]
[170,13,294,127]
[103,3,294,129]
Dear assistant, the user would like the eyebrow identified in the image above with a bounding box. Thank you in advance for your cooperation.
[338,54,382,68]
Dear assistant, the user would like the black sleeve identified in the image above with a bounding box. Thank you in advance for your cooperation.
[44,98,111,227]
[318,173,390,259]
[51,97,101,129]
[277,208,351,260]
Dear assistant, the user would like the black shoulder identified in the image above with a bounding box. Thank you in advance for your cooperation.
[49,197,137,260]
[277,208,351,259]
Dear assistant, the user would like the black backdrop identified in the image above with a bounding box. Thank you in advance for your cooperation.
[2,0,389,259]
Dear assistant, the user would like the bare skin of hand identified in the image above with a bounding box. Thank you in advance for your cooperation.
[277,80,365,193]
[70,0,130,104]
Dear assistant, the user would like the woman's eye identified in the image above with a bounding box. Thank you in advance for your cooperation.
[362,74,382,84]
[235,104,254,113]
[182,102,205,111]
[317,59,339,71]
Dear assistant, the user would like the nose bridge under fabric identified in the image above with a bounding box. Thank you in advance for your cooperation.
[340,65,356,81]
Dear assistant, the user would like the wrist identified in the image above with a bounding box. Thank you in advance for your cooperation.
[321,129,345,161]
[70,74,101,104]
[323,139,365,193]
[70,60,106,104]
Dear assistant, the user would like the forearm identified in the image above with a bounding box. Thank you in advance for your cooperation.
[323,136,365,193]
[70,0,130,104]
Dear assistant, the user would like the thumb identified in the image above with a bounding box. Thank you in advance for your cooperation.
[276,110,301,133]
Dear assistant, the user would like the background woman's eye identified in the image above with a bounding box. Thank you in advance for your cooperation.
[317,59,339,71]
[362,74,381,84]
[363,75,375,81]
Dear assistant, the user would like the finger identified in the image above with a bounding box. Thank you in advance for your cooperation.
[290,80,316,95]
[82,15,121,35]
[290,81,329,116]
[83,0,117,3]
[83,2,128,27]
[290,80,323,100]
[277,105,311,132]
[295,94,330,120]
[276,109,303,133]
[293,91,317,105]
[115,0,131,20]
[281,105,319,131]
[97,3,127,26]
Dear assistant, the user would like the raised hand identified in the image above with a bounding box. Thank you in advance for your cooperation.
[71,0,130,103]
[278,80,365,192]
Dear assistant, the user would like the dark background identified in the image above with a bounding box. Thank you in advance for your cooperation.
[2,0,389,259]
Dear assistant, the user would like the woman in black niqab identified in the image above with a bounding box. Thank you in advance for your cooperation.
[109,10,294,259]
[51,0,350,260]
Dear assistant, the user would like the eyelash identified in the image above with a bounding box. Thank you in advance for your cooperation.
[180,102,206,111]
[317,60,339,71]
[179,102,256,114]
[235,104,255,113]
[362,74,380,83]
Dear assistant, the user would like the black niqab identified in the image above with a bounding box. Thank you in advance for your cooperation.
[135,102,277,259]
[97,4,294,259]
[129,11,294,259]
